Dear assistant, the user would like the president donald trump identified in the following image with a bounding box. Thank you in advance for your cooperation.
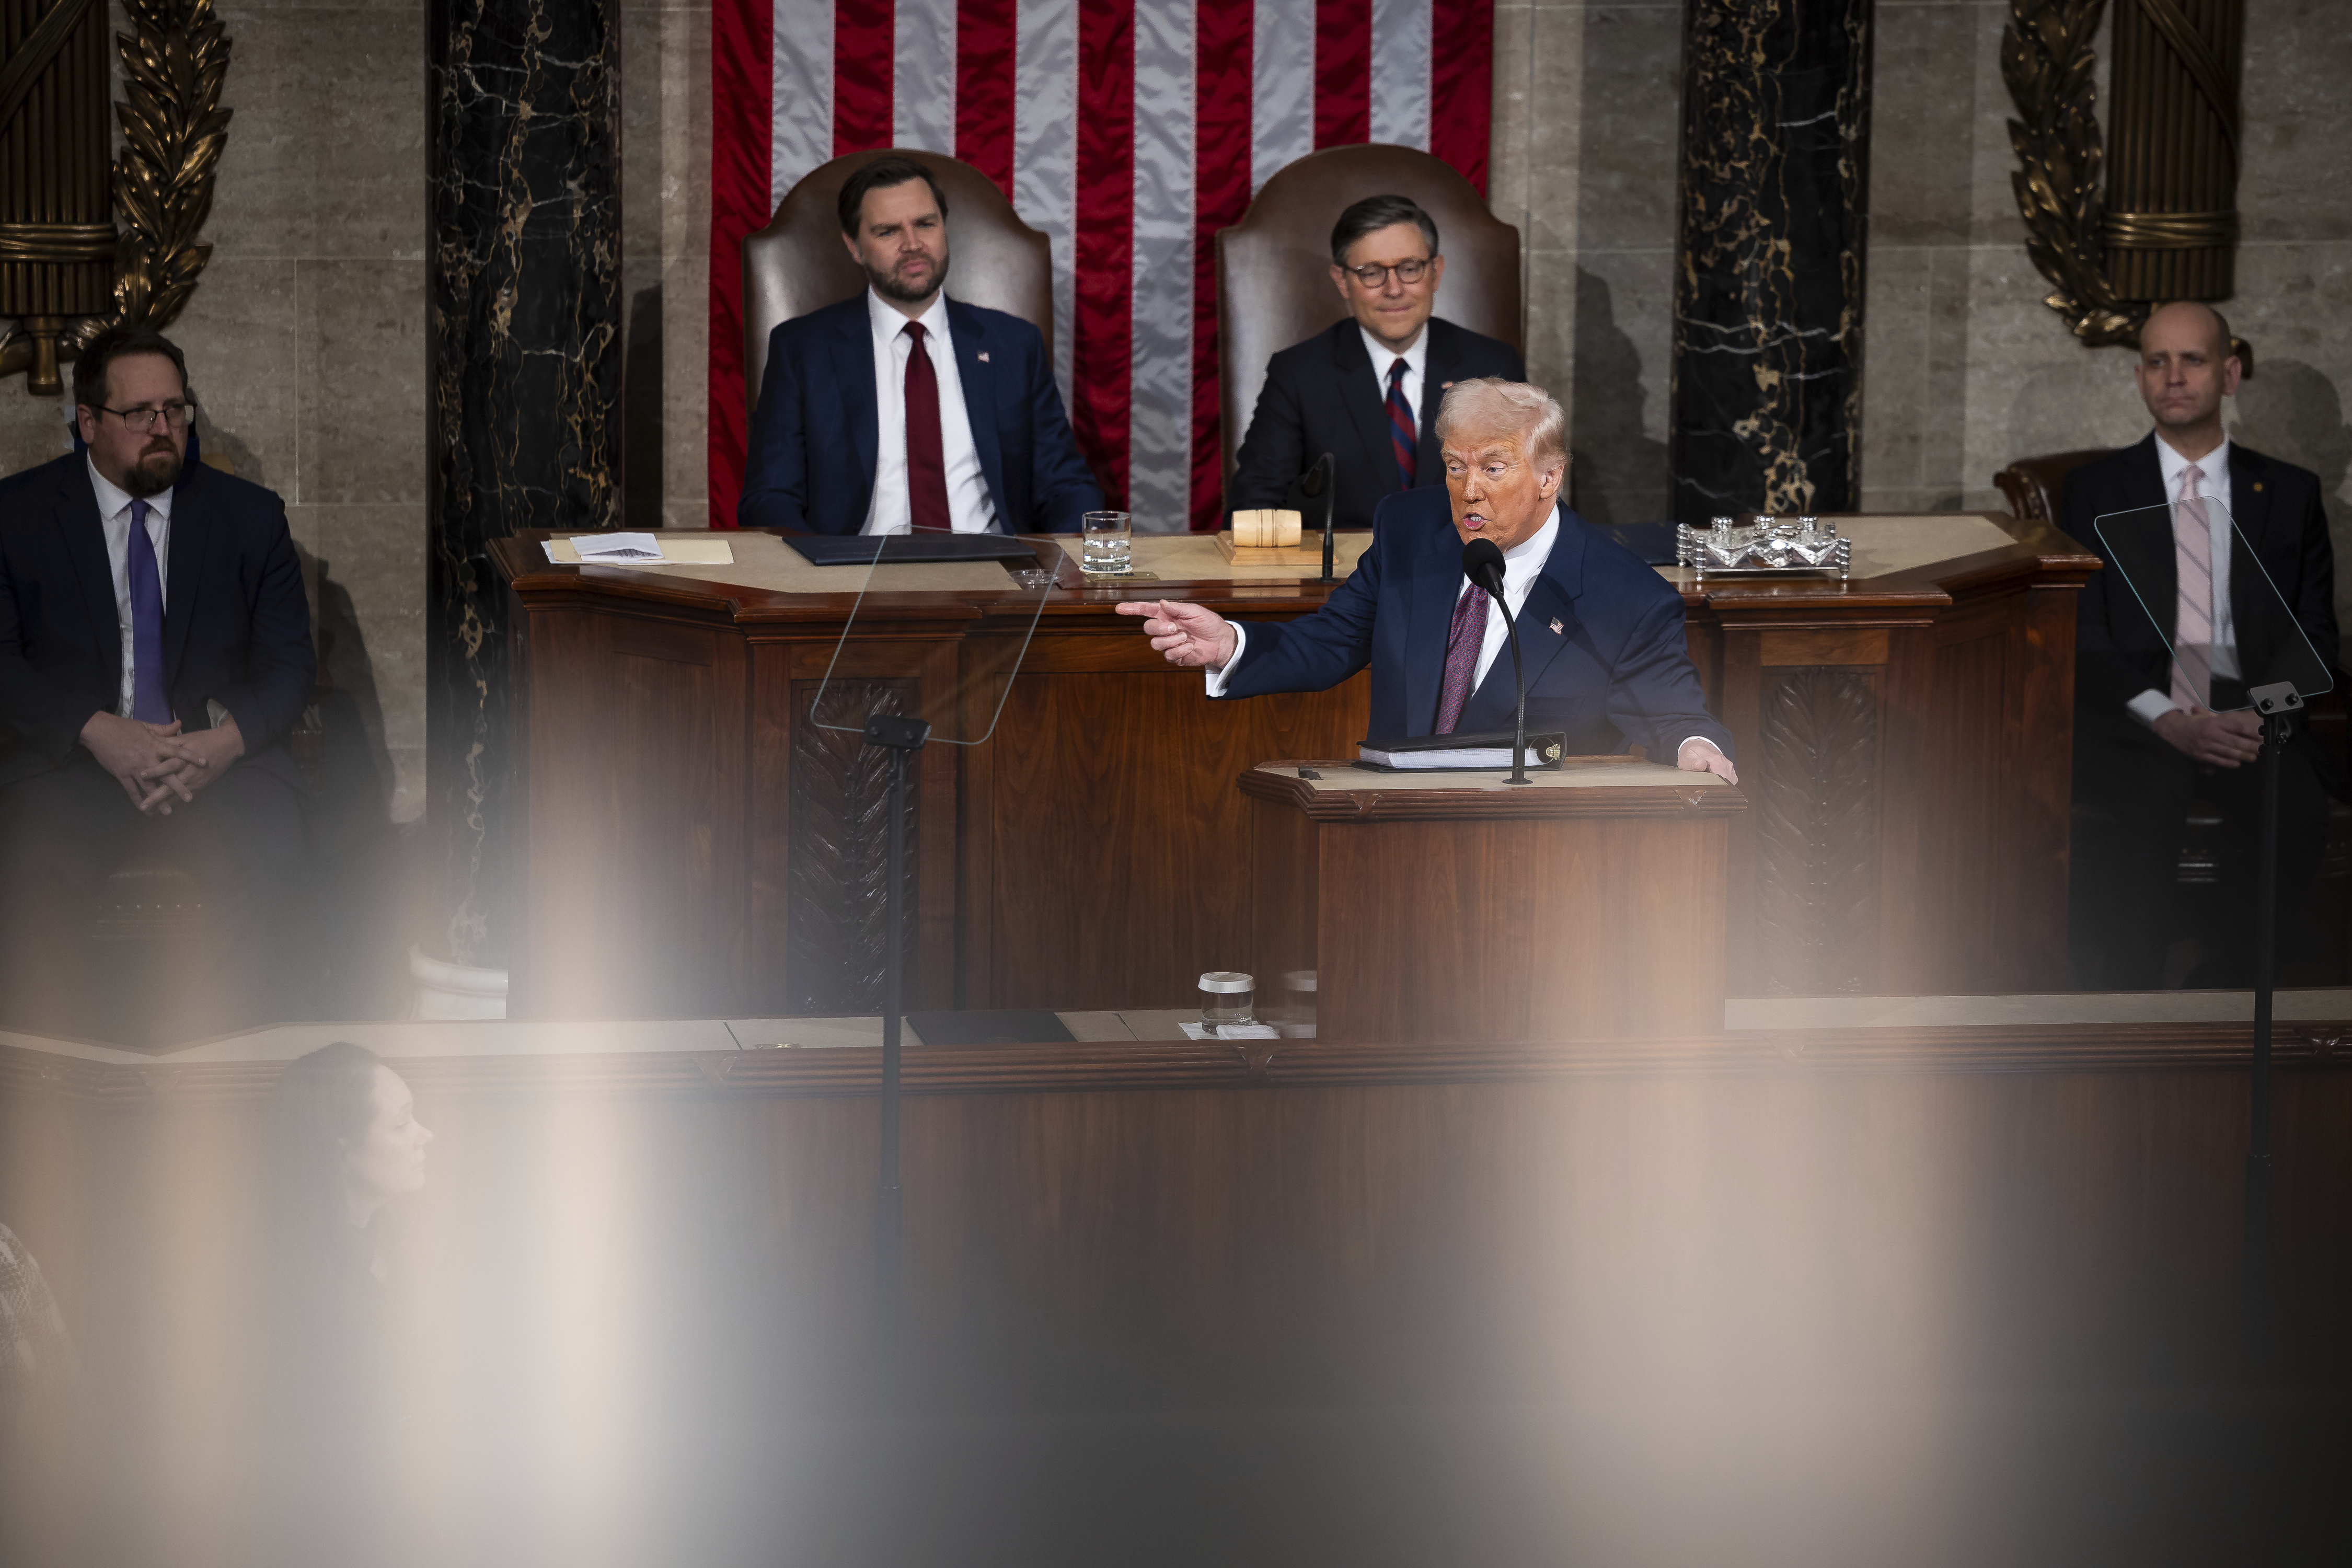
[1120,379,1735,778]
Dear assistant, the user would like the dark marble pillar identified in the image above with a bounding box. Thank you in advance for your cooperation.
[1669,0,1874,525]
[426,0,621,967]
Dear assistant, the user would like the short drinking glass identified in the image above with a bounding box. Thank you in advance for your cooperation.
[1081,510,1133,575]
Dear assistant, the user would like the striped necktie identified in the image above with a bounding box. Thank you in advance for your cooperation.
[1386,358,1416,488]
[2171,461,2213,710]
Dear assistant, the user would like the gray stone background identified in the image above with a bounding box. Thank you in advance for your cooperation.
[3,0,2347,826]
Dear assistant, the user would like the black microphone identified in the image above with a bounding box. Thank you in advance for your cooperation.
[1459,540,1532,784]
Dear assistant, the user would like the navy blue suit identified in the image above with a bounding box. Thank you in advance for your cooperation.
[1219,487,1732,759]
[740,294,1103,534]
[1228,317,1525,532]
[0,452,313,1032]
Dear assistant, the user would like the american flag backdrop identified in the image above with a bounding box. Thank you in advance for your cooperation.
[707,0,1495,531]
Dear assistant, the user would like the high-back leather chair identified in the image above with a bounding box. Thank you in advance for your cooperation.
[1216,145,1522,480]
[742,149,1054,413]
[1992,448,2113,527]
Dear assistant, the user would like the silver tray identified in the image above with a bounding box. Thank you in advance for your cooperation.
[1676,516,1852,582]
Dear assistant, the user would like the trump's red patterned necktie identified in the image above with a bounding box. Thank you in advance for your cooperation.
[1433,581,1490,734]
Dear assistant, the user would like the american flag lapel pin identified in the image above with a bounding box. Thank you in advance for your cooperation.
[1549,617,1564,636]
[977,351,990,362]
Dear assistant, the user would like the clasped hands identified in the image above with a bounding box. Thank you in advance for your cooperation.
[2153,705,2263,767]
[80,709,245,815]
[1115,598,1739,783]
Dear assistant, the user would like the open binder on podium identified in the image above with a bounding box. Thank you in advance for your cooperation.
[2092,495,2334,1362]
[806,536,1053,1318]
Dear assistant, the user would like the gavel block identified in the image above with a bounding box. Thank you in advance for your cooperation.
[1216,509,1318,563]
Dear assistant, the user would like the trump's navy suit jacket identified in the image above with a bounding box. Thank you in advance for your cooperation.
[1219,487,1733,759]
[0,453,315,791]
[740,294,1103,534]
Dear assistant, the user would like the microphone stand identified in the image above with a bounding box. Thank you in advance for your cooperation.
[2244,681,2302,1371]
[1500,594,1529,785]
[860,710,931,1336]
[1470,561,1531,786]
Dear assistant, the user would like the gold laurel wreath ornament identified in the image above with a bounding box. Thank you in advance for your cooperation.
[0,0,233,387]
[2000,0,2145,347]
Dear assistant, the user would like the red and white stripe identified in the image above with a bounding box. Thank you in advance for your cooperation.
[708,0,1493,531]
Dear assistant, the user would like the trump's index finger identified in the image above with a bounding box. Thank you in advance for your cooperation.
[1113,599,1162,618]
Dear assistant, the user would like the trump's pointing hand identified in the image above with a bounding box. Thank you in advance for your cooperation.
[1116,599,1239,671]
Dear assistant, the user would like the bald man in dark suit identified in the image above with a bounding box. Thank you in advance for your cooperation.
[2063,302,2339,988]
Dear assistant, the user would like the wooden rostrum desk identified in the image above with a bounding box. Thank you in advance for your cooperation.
[491,514,2096,1020]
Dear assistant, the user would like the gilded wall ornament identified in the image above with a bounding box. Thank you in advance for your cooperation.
[2002,0,2246,354]
[0,0,232,393]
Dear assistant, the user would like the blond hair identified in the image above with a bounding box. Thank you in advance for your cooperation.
[1433,378,1567,475]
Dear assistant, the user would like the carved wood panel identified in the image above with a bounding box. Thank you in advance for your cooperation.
[787,679,919,1014]
[1754,666,1880,995]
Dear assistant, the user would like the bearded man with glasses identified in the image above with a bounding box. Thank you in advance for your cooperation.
[0,325,314,1036]
[1228,193,1524,533]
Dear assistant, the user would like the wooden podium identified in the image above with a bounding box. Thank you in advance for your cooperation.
[1244,759,1748,1043]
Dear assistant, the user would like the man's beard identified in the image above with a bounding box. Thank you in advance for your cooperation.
[867,248,948,305]
[121,446,183,499]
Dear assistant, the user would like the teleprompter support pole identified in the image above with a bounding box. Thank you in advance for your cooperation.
[2245,681,2302,1370]
[862,712,932,1327]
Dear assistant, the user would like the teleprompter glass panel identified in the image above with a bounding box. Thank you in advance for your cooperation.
[806,532,1055,744]
[2091,498,2333,714]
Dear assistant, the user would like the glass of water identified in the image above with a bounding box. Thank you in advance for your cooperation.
[1081,510,1133,574]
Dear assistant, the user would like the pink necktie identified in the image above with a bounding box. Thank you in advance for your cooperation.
[2171,462,2213,711]
[1432,582,1490,734]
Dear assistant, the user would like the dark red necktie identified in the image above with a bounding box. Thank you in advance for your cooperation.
[1433,582,1490,734]
[1386,359,1417,488]
[903,321,952,532]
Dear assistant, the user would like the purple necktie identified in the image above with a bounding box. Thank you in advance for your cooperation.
[127,498,168,723]
[1386,359,1417,487]
[1432,581,1490,734]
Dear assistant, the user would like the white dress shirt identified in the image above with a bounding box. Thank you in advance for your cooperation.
[1207,505,1725,760]
[1362,324,1427,444]
[2126,433,2238,727]
[860,289,998,535]
[87,455,172,719]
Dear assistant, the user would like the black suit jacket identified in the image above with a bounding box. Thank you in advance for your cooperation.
[0,453,315,791]
[1228,317,1524,532]
[2062,433,2338,768]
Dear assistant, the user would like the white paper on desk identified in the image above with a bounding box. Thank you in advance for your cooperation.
[573,531,663,560]
[542,534,735,566]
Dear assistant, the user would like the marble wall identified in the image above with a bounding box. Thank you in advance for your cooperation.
[1488,0,1685,525]
[619,0,711,531]
[0,0,431,823]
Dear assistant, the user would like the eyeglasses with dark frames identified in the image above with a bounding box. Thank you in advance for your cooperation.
[1341,258,1434,287]
[95,401,198,434]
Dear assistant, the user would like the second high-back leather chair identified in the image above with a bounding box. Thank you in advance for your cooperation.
[742,149,1055,414]
[1216,145,1523,481]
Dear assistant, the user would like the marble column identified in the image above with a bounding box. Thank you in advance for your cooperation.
[426,0,621,967]
[1669,0,1874,524]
